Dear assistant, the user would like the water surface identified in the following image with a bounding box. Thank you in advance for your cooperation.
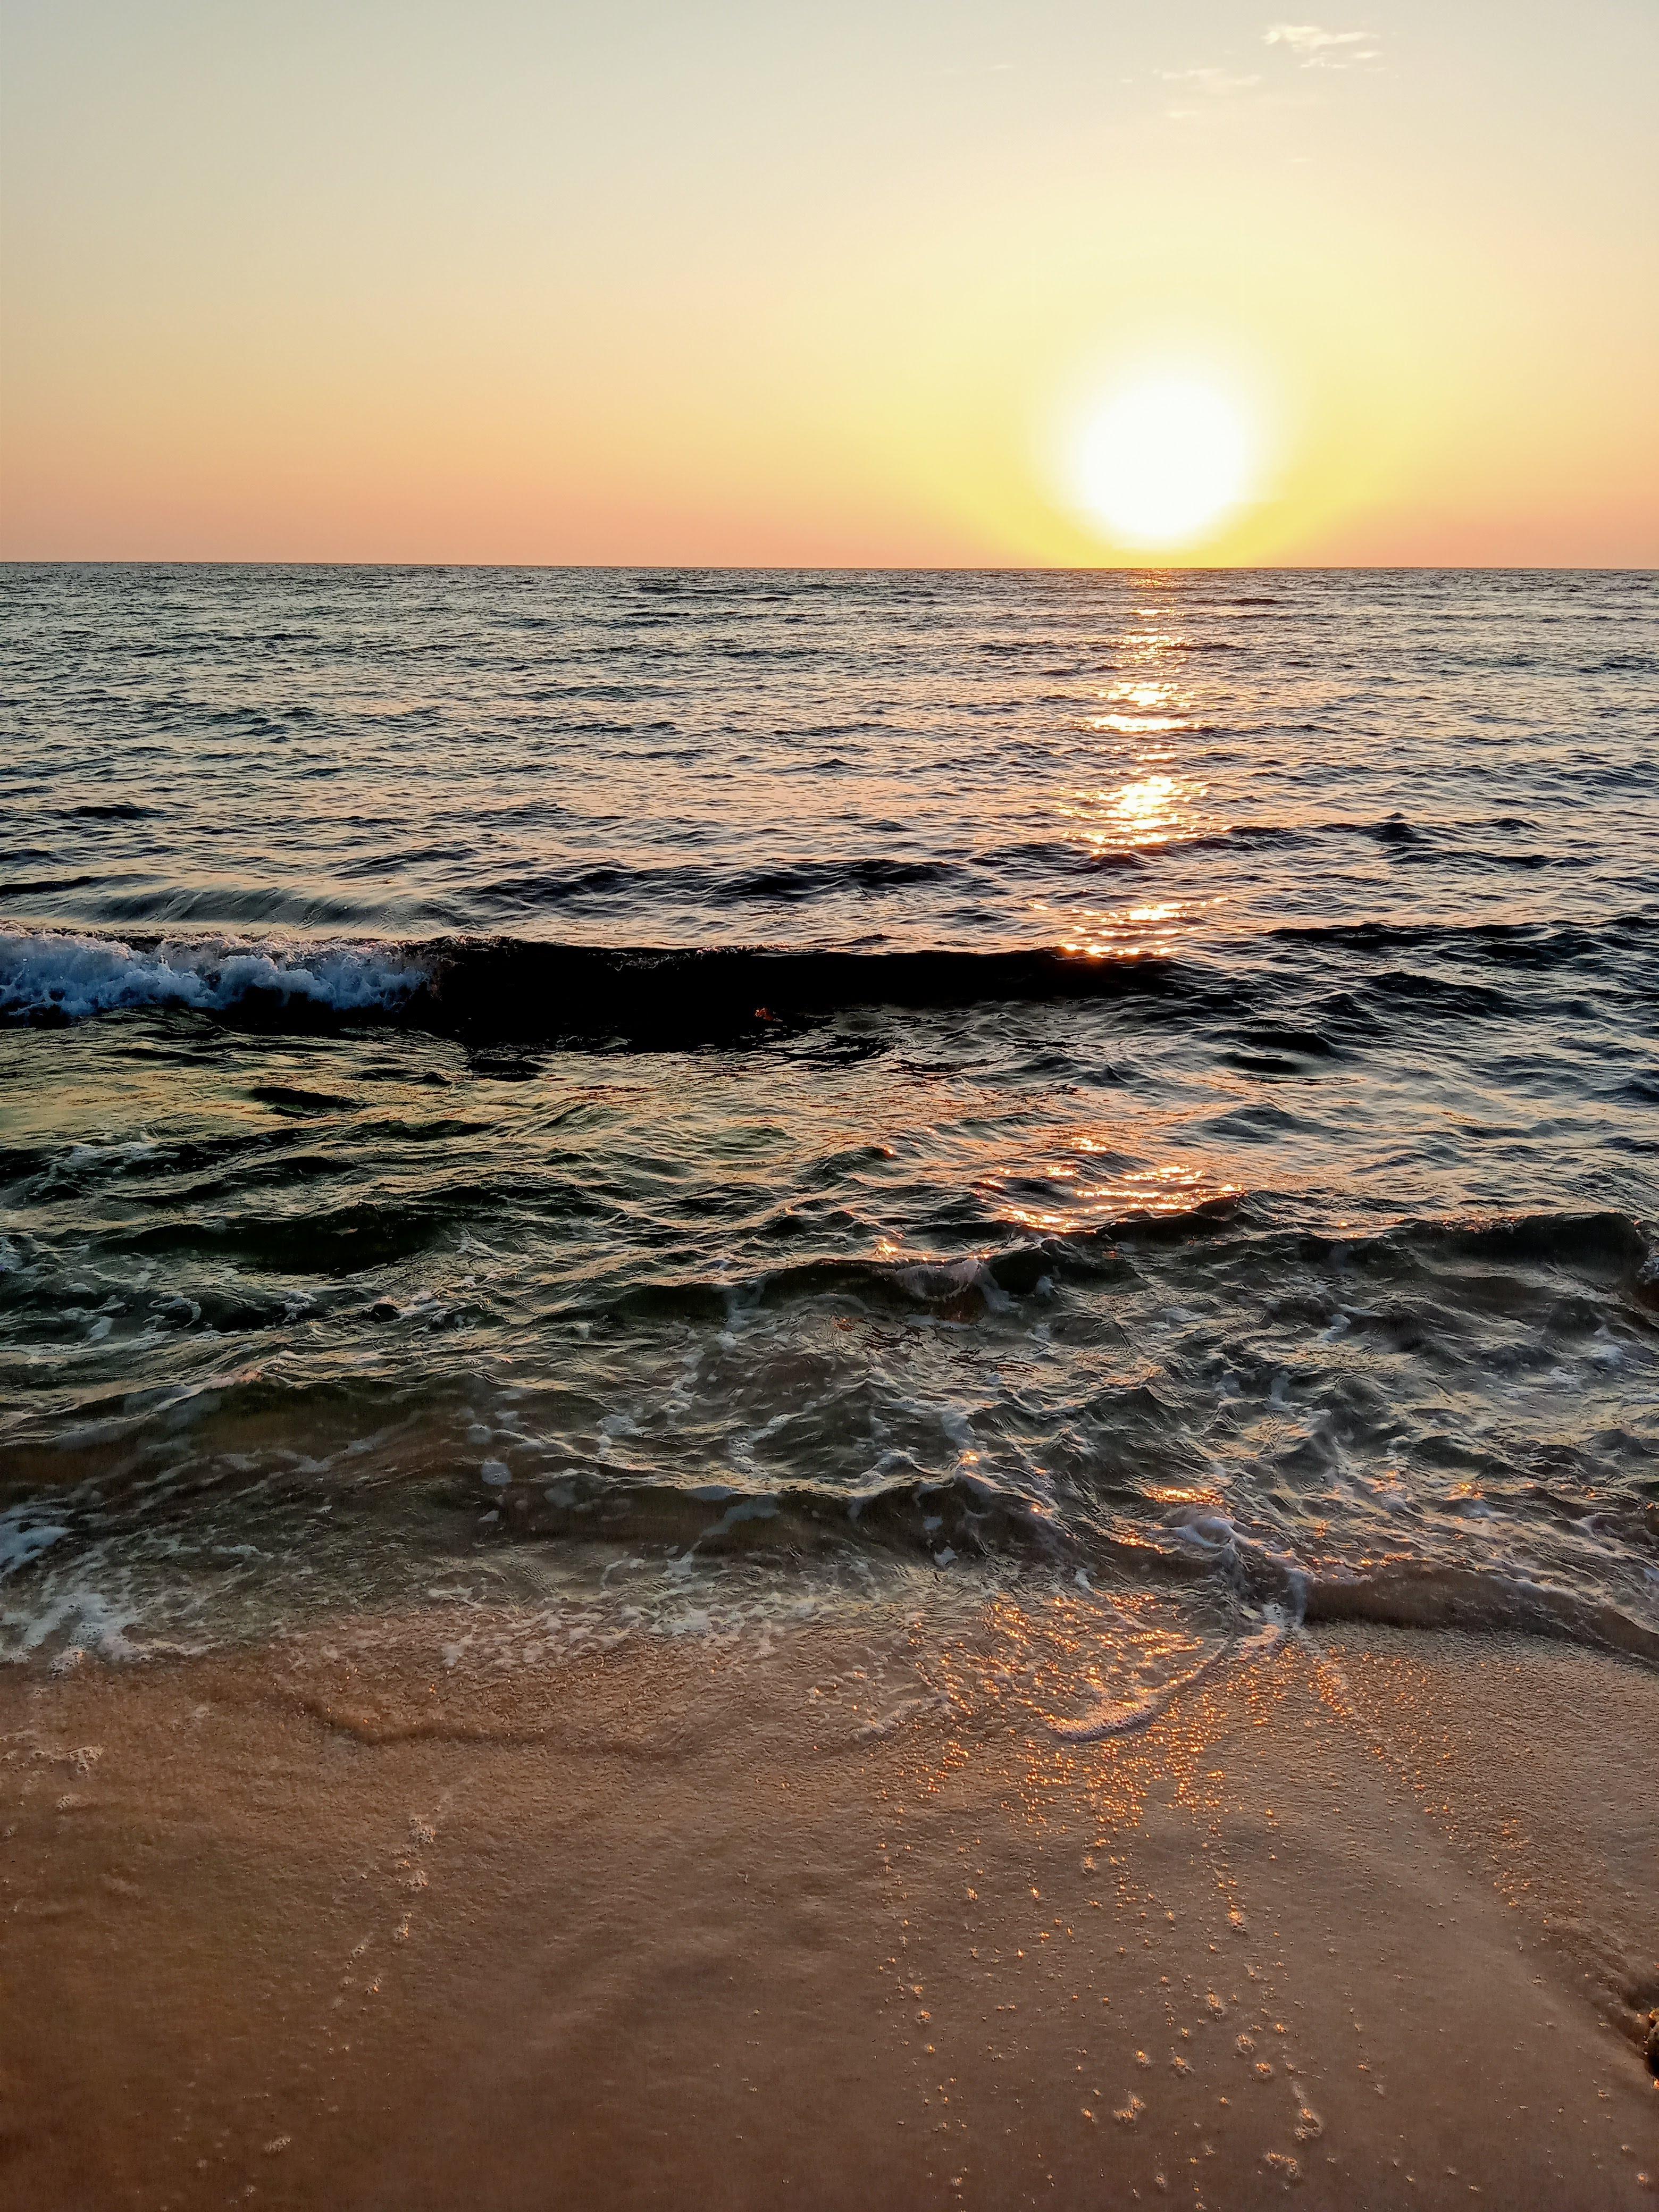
[2,566,1655,1682]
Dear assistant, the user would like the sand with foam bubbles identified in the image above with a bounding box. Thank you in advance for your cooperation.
[3,1600,1656,2209]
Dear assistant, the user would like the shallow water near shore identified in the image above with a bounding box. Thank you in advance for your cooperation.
[2,565,1656,1687]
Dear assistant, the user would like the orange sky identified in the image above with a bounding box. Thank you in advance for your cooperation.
[2,2,1655,565]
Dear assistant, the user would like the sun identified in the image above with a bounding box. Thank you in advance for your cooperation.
[1073,374,1258,549]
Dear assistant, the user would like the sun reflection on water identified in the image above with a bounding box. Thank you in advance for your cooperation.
[1059,773,1216,852]
[1058,638,1220,857]
[1085,676,1188,736]
[976,1144,1242,1238]
[1029,896,1206,959]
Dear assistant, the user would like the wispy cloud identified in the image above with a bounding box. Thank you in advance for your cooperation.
[1157,65,1264,119]
[1158,68,1263,95]
[1263,23,1380,69]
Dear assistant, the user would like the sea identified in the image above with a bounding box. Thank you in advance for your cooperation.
[2,566,1655,1716]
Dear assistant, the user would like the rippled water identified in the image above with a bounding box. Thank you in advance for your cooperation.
[2,565,1655,1679]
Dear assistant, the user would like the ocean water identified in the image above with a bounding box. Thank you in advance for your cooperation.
[2,565,1656,1695]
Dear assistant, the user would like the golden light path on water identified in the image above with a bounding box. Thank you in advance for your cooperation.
[977,1143,1244,1239]
[979,591,1250,1237]
[1039,597,1222,960]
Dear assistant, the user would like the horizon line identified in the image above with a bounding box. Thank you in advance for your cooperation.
[1,558,1654,576]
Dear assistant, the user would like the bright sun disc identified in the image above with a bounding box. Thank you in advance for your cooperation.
[1075,376,1256,548]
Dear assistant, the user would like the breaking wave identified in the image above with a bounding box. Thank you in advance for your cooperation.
[7,913,1651,1043]
[0,926,1186,1035]
[0,929,426,1024]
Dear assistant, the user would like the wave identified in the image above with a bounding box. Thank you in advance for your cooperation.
[1102,814,1544,860]
[598,1203,1654,1331]
[4,907,1651,1040]
[1125,1507,1659,1657]
[1582,651,1659,675]
[1297,1558,1659,1664]
[1278,912,1658,988]
[419,938,1187,1040]
[469,854,965,910]
[476,1473,1659,1674]
[0,929,424,1024]
[1047,1521,1659,1739]
[0,927,1191,1036]
[1274,912,1654,952]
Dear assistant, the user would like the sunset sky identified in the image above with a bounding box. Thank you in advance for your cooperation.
[2,0,1654,567]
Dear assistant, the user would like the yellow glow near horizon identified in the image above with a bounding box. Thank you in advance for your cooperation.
[1073,376,1258,550]
[1,5,1653,564]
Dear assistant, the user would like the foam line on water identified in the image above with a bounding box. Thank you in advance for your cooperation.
[1048,1611,1294,1741]
[1048,1511,1305,1740]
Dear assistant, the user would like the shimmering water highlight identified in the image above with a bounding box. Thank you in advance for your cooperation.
[2,565,1654,1671]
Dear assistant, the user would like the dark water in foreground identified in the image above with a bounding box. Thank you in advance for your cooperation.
[2,567,1655,1694]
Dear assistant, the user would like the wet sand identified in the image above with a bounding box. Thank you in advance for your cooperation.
[3,1608,1656,2210]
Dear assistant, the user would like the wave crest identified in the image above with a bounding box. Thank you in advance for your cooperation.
[0,929,426,1023]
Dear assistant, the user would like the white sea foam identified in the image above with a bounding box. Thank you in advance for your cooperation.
[0,929,425,1022]
[1047,1611,1293,1741]
[0,1508,70,1581]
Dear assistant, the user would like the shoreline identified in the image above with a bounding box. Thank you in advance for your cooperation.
[3,1605,1656,2208]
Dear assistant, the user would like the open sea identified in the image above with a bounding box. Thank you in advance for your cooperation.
[2,566,1655,1711]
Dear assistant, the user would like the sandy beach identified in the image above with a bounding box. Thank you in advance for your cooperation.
[4,1605,1655,2210]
